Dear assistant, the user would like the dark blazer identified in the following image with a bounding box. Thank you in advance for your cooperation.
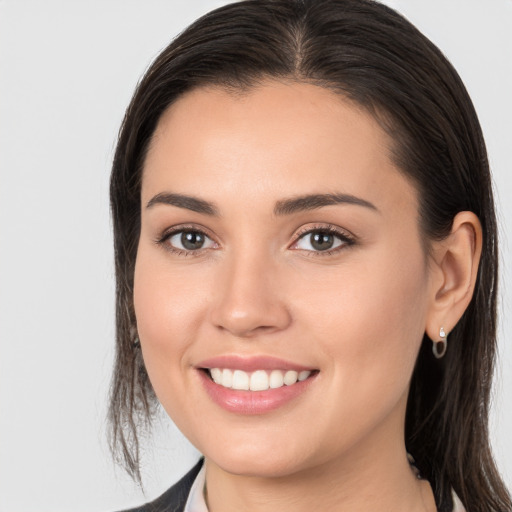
[121,459,204,512]
[119,457,454,512]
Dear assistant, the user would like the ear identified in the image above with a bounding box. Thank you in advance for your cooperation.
[425,211,482,341]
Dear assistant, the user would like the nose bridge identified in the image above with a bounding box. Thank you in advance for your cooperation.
[210,245,291,337]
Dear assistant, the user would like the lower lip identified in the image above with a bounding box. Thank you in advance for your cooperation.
[198,370,317,415]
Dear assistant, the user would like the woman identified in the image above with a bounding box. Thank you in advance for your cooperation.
[108,0,511,511]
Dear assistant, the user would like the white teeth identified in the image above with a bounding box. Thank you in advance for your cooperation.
[250,370,269,391]
[269,369,284,389]
[284,370,298,385]
[210,368,222,384]
[208,368,313,391]
[221,368,233,388]
[298,370,311,381]
[232,369,250,390]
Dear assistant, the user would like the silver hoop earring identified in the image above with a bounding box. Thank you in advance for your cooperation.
[432,327,447,359]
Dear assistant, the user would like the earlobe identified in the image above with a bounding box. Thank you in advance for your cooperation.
[426,211,483,341]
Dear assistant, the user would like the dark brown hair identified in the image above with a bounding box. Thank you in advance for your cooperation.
[108,1,510,510]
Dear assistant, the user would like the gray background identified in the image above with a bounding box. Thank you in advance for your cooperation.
[0,1,510,510]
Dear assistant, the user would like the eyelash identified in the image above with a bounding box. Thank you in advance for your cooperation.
[291,224,355,257]
[155,224,215,257]
[155,223,355,257]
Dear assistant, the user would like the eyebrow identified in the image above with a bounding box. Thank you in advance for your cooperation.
[145,191,378,217]
[274,193,379,215]
[146,192,219,215]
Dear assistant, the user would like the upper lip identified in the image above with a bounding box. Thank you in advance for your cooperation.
[196,355,316,372]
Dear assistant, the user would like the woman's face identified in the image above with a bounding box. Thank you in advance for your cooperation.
[134,81,435,477]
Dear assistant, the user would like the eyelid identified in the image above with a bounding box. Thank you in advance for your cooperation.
[289,224,356,254]
[154,222,355,256]
[155,224,219,255]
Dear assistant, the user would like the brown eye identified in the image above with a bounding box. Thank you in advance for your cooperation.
[167,230,216,251]
[181,231,205,250]
[294,229,351,253]
[310,232,335,251]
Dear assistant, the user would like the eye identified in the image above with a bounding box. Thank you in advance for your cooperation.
[292,228,353,253]
[164,229,217,252]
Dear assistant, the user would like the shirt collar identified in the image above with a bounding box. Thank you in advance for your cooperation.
[183,462,466,512]
[183,463,208,512]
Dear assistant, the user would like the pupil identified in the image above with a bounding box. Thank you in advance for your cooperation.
[181,231,204,250]
[311,232,334,251]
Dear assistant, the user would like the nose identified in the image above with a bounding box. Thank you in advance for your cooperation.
[210,252,292,338]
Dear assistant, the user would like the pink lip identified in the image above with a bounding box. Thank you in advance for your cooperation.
[196,355,314,372]
[195,355,318,415]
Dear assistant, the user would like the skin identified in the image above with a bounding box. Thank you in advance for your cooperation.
[134,81,482,512]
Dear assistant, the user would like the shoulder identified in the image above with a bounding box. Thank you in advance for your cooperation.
[118,458,204,512]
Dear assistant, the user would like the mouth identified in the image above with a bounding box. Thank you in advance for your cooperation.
[204,368,315,391]
[195,355,318,414]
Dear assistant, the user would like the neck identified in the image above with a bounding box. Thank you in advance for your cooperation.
[203,411,436,512]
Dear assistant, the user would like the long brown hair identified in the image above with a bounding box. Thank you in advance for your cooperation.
[108,1,510,510]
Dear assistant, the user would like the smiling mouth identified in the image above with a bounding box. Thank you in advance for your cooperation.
[204,368,316,391]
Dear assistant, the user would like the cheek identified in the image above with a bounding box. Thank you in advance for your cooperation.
[132,246,208,398]
[294,241,429,404]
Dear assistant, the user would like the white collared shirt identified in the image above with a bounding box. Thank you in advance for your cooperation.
[183,464,208,512]
[183,465,467,512]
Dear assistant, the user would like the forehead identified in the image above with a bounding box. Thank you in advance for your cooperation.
[142,81,417,217]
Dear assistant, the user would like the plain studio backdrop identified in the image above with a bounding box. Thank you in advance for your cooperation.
[0,1,511,511]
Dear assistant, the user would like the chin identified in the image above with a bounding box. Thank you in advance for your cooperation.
[201,437,314,478]
[212,456,306,479]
